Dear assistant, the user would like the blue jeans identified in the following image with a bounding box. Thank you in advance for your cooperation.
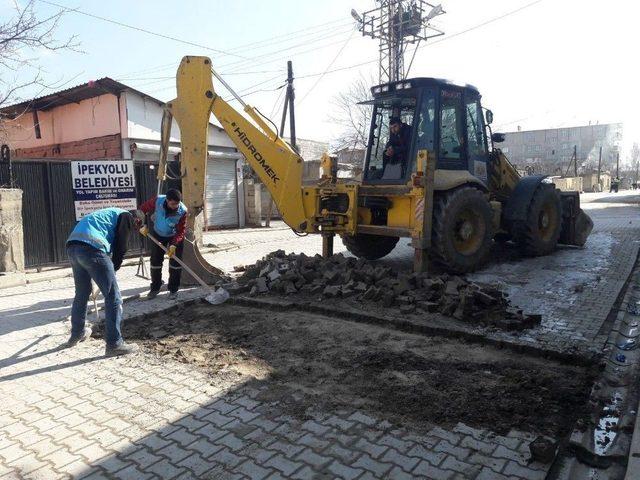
[67,243,123,348]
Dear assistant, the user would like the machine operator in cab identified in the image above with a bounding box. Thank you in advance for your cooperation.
[382,116,412,179]
[139,189,188,300]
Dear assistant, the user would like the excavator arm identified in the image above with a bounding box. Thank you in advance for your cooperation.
[163,56,310,232]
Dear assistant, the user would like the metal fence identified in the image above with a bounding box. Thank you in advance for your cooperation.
[0,159,180,269]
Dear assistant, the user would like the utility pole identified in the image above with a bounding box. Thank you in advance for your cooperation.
[573,145,577,178]
[266,61,297,227]
[616,152,620,179]
[353,1,445,84]
[597,146,602,190]
[286,61,297,152]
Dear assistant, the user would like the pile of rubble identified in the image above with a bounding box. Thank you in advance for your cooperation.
[232,250,540,330]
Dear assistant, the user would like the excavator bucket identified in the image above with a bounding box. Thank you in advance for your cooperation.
[559,192,593,247]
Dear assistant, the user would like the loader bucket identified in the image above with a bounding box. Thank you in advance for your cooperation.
[559,191,593,247]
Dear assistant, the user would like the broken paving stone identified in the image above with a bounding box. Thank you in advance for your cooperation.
[354,282,368,293]
[256,277,269,294]
[382,293,395,308]
[283,282,297,295]
[268,270,281,282]
[445,280,462,296]
[323,269,341,284]
[362,286,381,301]
[237,251,537,331]
[341,287,357,298]
[417,301,439,313]
[395,295,414,306]
[323,285,341,298]
[399,304,415,314]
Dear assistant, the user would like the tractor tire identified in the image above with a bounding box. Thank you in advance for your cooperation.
[431,187,494,273]
[512,182,562,256]
[341,233,399,260]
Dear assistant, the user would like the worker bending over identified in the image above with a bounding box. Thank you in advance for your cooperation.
[66,207,143,356]
[139,189,188,300]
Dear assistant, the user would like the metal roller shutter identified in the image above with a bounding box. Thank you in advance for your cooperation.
[205,158,239,228]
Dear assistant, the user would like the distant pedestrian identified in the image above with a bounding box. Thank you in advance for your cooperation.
[139,189,188,300]
[65,208,143,356]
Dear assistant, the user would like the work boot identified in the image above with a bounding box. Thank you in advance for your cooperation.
[66,327,92,347]
[168,291,178,300]
[105,342,139,357]
[146,289,160,300]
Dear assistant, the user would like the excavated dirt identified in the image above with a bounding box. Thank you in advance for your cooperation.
[102,302,596,437]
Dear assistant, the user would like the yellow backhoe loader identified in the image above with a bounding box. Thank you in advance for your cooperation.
[160,56,593,281]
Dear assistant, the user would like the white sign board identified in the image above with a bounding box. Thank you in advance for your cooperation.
[71,160,137,220]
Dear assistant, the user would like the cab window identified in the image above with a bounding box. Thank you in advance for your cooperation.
[365,96,416,182]
[465,96,488,162]
[439,90,465,162]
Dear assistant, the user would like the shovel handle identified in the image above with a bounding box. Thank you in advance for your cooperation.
[143,230,210,290]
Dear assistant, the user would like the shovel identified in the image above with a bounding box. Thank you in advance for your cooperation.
[141,229,229,305]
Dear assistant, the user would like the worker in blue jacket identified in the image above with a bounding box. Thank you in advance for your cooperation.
[65,207,142,356]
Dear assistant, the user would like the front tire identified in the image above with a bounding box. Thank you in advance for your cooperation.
[431,187,494,273]
[512,182,562,256]
[341,234,399,260]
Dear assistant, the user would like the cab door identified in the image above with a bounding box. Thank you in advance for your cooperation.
[438,89,467,170]
[464,94,489,183]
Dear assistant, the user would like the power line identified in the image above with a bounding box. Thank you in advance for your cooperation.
[109,18,349,79]
[222,19,351,55]
[109,25,352,84]
[217,26,355,72]
[38,0,249,59]
[424,0,545,47]
[294,0,547,84]
[119,32,357,93]
[298,29,356,104]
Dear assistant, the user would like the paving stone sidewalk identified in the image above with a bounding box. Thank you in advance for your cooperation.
[1,191,638,479]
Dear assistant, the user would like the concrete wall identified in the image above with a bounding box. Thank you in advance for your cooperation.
[552,176,583,192]
[581,173,611,192]
[0,189,24,273]
[243,180,262,227]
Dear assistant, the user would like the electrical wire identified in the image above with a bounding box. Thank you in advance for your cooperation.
[110,18,349,79]
[38,0,249,59]
[298,29,356,105]
[217,26,356,72]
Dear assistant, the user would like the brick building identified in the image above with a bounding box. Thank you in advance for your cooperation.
[0,78,246,229]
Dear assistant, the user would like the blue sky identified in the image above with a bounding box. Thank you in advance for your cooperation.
[2,0,638,159]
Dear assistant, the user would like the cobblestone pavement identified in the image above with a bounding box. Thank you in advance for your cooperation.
[1,191,638,479]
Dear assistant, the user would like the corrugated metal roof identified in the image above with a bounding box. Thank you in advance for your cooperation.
[0,77,165,119]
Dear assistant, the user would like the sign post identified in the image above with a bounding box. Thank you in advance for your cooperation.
[71,160,136,220]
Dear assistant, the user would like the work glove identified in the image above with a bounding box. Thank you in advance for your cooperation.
[139,226,149,237]
[167,245,177,259]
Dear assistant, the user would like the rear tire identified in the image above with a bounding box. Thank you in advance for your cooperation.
[341,234,399,260]
[512,182,562,256]
[431,187,494,273]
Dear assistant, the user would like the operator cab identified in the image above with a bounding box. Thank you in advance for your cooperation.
[361,78,490,185]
